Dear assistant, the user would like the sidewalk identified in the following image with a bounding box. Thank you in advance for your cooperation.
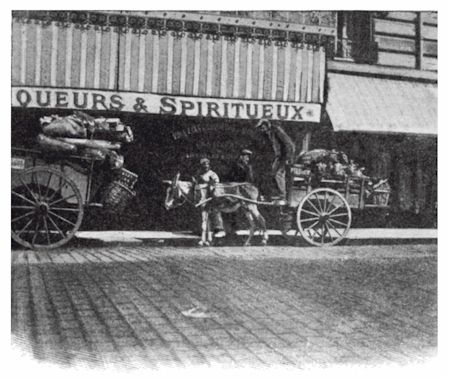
[75,229,437,244]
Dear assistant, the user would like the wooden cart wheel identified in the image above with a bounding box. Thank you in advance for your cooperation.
[11,166,84,250]
[296,188,351,247]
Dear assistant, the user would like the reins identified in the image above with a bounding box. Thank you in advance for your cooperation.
[194,193,275,207]
[172,181,275,208]
[174,182,196,207]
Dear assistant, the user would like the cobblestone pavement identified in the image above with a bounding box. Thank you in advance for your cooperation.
[11,242,437,370]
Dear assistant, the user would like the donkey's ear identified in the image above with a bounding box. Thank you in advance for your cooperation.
[172,172,180,185]
[162,180,172,185]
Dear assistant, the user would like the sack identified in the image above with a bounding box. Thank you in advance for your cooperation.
[107,151,124,169]
[79,147,108,161]
[58,138,122,150]
[41,116,87,138]
[297,149,333,165]
[297,149,348,166]
[90,119,134,143]
[115,126,134,143]
[36,134,78,153]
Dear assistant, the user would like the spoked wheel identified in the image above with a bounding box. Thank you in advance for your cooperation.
[296,188,351,247]
[11,166,84,250]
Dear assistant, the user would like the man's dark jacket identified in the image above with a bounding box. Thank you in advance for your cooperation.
[227,161,255,183]
[265,125,296,164]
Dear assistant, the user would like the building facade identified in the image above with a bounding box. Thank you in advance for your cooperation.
[11,10,437,229]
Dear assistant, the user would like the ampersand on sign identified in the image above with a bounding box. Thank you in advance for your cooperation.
[133,97,148,112]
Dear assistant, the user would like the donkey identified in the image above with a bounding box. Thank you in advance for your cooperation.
[164,173,268,246]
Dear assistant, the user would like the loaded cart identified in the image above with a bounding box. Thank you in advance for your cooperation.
[164,149,391,247]
[11,113,138,250]
[276,158,391,246]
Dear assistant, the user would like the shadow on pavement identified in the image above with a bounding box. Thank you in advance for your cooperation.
[50,235,437,250]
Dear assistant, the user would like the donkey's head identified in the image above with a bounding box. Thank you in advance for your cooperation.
[163,173,193,210]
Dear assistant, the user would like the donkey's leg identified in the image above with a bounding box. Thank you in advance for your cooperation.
[244,209,256,246]
[207,211,213,244]
[199,210,206,246]
[250,205,269,245]
[199,210,210,246]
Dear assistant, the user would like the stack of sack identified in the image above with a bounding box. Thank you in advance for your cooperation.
[37,111,134,170]
[38,112,138,212]
[296,149,367,179]
[296,149,390,204]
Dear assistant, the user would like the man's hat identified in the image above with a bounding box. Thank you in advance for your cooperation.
[256,118,270,128]
[199,157,210,165]
[241,149,253,156]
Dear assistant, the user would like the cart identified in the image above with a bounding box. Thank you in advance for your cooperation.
[11,147,137,250]
[172,162,390,247]
[274,164,391,246]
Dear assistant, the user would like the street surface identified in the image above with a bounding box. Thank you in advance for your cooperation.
[11,238,437,370]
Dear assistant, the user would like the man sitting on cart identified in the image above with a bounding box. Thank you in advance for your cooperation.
[256,119,295,202]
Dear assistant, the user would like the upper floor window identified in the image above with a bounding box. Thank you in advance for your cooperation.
[335,11,437,71]
[336,11,378,64]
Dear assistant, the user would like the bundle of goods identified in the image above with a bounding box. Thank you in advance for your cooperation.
[295,149,390,206]
[296,149,366,179]
[38,112,138,212]
[38,111,133,169]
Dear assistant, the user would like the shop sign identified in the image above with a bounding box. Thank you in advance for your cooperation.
[12,87,322,123]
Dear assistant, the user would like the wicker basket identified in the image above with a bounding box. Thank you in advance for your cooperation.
[102,180,136,213]
[372,190,390,207]
[113,168,138,189]
[371,180,391,207]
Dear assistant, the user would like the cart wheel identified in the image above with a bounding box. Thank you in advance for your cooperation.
[296,188,351,247]
[11,166,84,250]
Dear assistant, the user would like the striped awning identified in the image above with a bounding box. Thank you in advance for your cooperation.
[326,73,437,135]
[12,18,326,104]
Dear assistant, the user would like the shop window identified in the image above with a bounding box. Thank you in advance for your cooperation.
[336,11,378,64]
